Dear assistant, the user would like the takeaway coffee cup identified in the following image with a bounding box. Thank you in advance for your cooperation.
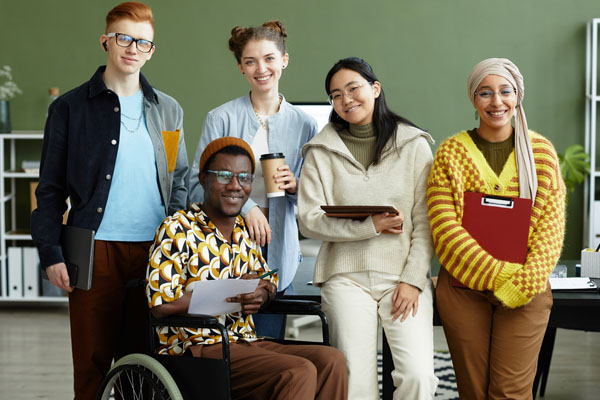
[260,153,285,198]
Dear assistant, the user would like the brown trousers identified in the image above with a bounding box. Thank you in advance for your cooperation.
[191,340,349,400]
[436,267,552,400]
[68,240,151,399]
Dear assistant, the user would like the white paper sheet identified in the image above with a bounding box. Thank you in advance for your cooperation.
[549,277,598,290]
[188,279,260,315]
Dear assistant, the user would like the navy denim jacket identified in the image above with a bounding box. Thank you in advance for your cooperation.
[31,66,189,269]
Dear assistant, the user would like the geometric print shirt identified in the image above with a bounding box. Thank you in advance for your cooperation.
[427,130,566,309]
[146,202,278,355]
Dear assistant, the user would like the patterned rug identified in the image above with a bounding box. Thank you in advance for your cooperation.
[377,351,458,399]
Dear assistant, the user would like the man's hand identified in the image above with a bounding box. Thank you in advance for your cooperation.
[226,274,276,314]
[390,282,419,322]
[244,206,272,247]
[45,262,74,292]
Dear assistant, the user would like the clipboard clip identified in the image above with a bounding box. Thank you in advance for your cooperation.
[481,195,514,209]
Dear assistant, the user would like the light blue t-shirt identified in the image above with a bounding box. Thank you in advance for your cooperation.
[96,90,165,241]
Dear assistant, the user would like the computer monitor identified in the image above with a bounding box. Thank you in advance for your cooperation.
[292,102,332,133]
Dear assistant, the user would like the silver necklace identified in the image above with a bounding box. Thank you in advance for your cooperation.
[120,102,144,133]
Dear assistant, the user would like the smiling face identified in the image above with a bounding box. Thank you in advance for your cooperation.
[237,39,288,95]
[328,68,380,126]
[101,18,154,77]
[474,74,517,140]
[199,152,252,225]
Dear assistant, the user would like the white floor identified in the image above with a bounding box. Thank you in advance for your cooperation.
[0,237,598,399]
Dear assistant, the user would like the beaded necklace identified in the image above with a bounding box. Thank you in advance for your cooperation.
[252,95,282,132]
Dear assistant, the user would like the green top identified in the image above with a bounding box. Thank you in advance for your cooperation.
[338,123,377,169]
[468,128,515,176]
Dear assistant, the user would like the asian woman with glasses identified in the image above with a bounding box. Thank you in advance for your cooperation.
[188,21,318,339]
[426,58,566,399]
[298,57,438,399]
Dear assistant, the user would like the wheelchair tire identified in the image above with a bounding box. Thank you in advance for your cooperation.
[96,353,184,400]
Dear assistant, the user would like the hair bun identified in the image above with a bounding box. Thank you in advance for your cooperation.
[262,20,287,38]
[230,26,246,38]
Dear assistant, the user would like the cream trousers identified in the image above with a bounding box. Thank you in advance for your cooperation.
[321,271,438,400]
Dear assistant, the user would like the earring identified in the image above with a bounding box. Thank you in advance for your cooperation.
[474,110,479,120]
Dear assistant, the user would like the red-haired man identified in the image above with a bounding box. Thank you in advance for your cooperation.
[31,2,188,398]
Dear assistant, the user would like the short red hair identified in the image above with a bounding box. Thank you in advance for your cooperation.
[105,1,154,33]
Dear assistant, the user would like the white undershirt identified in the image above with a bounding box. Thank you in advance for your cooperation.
[250,125,269,208]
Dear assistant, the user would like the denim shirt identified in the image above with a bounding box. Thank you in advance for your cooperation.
[189,94,317,290]
[31,66,189,269]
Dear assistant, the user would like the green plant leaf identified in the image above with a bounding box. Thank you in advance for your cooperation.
[558,144,590,195]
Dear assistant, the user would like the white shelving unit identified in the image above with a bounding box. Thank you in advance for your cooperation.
[0,130,67,303]
[585,19,600,249]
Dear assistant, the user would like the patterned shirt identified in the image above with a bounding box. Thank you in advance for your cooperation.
[427,130,566,308]
[146,202,278,355]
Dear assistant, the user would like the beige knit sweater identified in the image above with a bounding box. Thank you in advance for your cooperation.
[297,122,435,290]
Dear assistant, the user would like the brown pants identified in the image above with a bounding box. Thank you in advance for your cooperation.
[191,340,348,400]
[68,240,151,400]
[436,267,552,400]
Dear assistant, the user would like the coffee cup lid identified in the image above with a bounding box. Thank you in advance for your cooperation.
[260,153,285,160]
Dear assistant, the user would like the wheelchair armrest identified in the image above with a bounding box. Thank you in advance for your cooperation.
[150,313,221,330]
[261,299,322,315]
[149,313,231,372]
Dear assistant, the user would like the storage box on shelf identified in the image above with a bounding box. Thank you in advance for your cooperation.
[0,130,67,302]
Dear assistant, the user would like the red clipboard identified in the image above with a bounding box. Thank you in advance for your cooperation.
[452,192,532,288]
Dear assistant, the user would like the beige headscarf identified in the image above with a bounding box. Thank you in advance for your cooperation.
[467,58,537,200]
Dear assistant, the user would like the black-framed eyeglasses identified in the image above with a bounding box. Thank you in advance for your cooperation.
[106,32,154,53]
[206,170,254,186]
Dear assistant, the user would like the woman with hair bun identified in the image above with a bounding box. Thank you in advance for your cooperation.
[189,21,317,338]
[298,57,438,399]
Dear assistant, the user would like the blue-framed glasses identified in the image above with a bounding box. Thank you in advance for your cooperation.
[106,33,154,53]
[206,170,254,186]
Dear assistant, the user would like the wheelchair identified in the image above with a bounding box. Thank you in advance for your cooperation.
[96,299,330,400]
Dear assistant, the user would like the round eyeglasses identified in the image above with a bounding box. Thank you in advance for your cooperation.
[474,87,516,102]
[327,82,371,105]
[106,33,155,53]
[206,170,254,186]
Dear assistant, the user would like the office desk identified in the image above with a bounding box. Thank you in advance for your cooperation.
[533,261,600,398]
[288,257,600,400]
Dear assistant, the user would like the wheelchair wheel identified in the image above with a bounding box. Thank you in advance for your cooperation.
[97,353,184,400]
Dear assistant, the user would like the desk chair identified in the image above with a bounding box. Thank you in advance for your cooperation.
[96,299,329,400]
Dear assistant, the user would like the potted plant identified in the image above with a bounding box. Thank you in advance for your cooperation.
[0,65,23,133]
[558,144,590,202]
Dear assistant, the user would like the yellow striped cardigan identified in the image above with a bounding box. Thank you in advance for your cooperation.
[427,130,566,308]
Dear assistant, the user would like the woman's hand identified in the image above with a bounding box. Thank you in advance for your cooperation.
[391,282,419,322]
[372,211,404,234]
[274,164,297,195]
[245,206,272,247]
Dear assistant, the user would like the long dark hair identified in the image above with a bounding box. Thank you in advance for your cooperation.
[325,57,422,165]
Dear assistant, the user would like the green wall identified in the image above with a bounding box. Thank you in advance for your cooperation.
[2,0,600,258]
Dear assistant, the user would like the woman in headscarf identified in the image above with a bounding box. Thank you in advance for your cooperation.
[426,58,566,399]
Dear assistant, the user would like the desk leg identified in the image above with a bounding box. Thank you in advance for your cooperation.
[382,330,393,400]
[532,325,557,399]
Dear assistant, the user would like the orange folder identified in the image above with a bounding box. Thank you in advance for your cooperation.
[452,192,532,288]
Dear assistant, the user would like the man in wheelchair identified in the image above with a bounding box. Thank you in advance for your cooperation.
[146,137,348,399]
